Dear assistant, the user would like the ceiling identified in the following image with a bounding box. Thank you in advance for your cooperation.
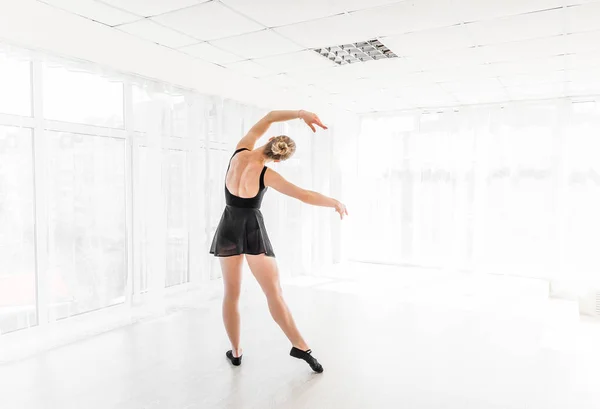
[38,0,600,113]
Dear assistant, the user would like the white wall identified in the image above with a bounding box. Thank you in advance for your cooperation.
[0,0,333,113]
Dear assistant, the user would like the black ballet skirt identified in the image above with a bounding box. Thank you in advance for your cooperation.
[210,148,275,258]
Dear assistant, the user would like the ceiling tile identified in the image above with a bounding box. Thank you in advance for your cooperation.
[566,2,600,33]
[412,47,488,71]
[253,51,336,74]
[443,80,509,104]
[179,42,244,64]
[369,96,412,113]
[481,36,566,63]
[566,68,600,83]
[506,82,566,100]
[467,8,564,45]
[349,0,461,37]
[117,20,199,47]
[565,30,600,53]
[224,60,276,78]
[440,78,506,94]
[288,66,357,82]
[273,13,378,49]
[566,80,600,96]
[40,0,140,26]
[425,65,496,82]
[101,0,208,17]
[394,84,455,103]
[220,0,399,28]
[488,55,566,75]
[565,52,600,69]
[455,0,562,22]
[499,71,566,87]
[381,25,477,57]
[152,2,264,41]
[361,58,424,79]
[260,73,300,90]
[211,29,303,60]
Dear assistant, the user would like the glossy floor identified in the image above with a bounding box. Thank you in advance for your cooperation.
[1,264,599,409]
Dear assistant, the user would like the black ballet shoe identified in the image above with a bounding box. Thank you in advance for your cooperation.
[290,347,323,373]
[226,350,242,366]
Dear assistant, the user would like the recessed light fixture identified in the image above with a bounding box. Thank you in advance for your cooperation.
[313,39,397,66]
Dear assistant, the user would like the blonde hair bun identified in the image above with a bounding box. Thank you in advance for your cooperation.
[271,141,289,156]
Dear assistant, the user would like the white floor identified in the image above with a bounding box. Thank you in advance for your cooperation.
[1,263,599,409]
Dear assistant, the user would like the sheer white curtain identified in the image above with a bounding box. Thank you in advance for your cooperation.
[349,99,600,288]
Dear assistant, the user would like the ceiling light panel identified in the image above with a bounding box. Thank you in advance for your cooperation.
[100,0,208,17]
[467,8,564,45]
[180,42,244,65]
[349,0,462,38]
[117,20,199,48]
[566,2,600,33]
[455,0,562,22]
[381,25,476,57]
[481,36,566,63]
[254,51,337,74]
[41,0,139,26]
[219,0,399,28]
[152,2,263,41]
[211,30,303,60]
[313,39,398,66]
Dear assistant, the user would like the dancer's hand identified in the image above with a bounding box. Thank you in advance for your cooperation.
[334,200,348,220]
[299,110,328,133]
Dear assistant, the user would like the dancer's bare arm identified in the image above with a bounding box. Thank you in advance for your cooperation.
[265,169,347,219]
[236,110,328,150]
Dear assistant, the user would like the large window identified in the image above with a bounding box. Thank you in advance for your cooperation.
[164,150,189,287]
[0,54,31,117]
[43,64,124,127]
[352,102,600,284]
[45,131,127,319]
[0,126,35,334]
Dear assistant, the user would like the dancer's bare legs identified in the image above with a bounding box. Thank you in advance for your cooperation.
[220,255,244,358]
[245,254,309,351]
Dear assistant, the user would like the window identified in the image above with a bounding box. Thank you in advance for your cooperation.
[0,54,31,117]
[164,150,189,287]
[0,126,36,334]
[43,64,124,127]
[132,85,189,137]
[45,131,127,320]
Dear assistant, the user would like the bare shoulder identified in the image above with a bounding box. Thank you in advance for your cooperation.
[263,167,282,184]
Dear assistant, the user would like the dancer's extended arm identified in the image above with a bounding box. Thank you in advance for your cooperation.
[264,168,348,220]
[236,110,327,150]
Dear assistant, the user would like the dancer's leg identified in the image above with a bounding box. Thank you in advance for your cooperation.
[220,255,244,359]
[245,254,323,372]
[245,254,308,350]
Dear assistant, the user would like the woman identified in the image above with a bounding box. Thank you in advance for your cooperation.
[210,109,348,373]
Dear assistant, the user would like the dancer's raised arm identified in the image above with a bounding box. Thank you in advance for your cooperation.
[236,110,327,150]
